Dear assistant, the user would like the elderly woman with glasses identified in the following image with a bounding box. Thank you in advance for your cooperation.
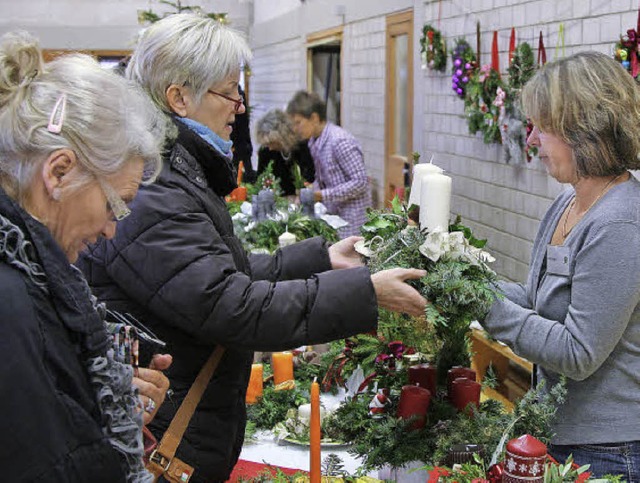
[0,31,172,482]
[78,13,427,483]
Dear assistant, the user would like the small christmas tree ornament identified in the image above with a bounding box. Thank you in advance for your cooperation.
[368,389,390,418]
[503,434,547,483]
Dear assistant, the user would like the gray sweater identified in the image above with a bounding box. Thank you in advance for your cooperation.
[483,175,640,445]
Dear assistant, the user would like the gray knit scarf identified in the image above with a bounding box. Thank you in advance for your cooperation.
[0,213,152,483]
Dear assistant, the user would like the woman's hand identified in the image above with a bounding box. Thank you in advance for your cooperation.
[329,236,364,269]
[371,268,427,317]
[134,354,172,425]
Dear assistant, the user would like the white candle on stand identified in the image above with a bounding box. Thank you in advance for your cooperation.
[419,172,452,232]
[278,231,296,248]
[408,162,444,208]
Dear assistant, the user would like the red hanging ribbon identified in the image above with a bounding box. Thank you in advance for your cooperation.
[508,27,516,64]
[476,21,481,67]
[491,30,500,77]
[537,31,547,66]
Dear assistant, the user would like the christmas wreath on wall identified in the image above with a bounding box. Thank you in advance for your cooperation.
[421,24,448,72]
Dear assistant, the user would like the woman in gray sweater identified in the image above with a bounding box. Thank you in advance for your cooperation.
[482,51,640,480]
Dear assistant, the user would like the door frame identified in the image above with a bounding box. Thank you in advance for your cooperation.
[384,10,414,205]
[306,26,343,124]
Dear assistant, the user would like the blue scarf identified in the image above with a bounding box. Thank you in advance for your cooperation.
[178,117,234,159]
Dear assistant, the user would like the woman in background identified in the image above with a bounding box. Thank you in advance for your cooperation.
[0,31,169,482]
[255,108,315,196]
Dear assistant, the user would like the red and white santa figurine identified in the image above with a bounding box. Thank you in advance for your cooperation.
[368,389,390,419]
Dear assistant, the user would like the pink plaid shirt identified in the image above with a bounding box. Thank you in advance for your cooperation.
[309,123,372,238]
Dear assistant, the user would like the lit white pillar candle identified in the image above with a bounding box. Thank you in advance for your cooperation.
[408,162,444,208]
[419,172,452,232]
[278,231,296,248]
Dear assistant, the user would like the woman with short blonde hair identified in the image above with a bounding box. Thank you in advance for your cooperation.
[482,51,640,480]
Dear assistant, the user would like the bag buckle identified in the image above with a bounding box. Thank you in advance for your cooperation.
[149,449,172,471]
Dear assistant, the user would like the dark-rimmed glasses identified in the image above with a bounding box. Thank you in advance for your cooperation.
[207,90,244,113]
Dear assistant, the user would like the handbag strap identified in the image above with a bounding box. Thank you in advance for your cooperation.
[151,345,226,465]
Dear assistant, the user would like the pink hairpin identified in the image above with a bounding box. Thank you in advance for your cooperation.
[47,93,67,134]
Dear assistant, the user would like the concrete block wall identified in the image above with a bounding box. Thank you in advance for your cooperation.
[420,0,637,281]
[249,37,305,123]
[341,18,387,206]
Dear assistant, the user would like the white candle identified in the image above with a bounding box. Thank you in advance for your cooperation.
[408,162,444,208]
[297,403,327,426]
[278,231,296,248]
[419,172,452,232]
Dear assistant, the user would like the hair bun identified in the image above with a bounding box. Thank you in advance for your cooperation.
[0,30,44,107]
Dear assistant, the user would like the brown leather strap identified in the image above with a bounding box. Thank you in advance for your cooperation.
[154,345,225,461]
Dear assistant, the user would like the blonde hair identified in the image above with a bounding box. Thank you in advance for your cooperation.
[0,31,166,205]
[521,51,640,177]
[126,13,252,113]
[255,109,298,153]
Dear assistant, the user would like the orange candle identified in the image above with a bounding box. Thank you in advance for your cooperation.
[245,363,264,404]
[310,378,321,483]
[272,352,294,386]
[237,160,244,185]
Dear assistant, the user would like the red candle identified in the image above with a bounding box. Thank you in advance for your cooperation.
[397,385,431,430]
[447,366,476,399]
[408,363,437,397]
[451,377,481,413]
[309,378,321,483]
[504,434,547,482]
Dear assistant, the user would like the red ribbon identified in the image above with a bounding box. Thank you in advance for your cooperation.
[321,340,355,392]
[508,28,516,64]
[491,30,500,76]
[537,31,547,66]
[486,462,504,483]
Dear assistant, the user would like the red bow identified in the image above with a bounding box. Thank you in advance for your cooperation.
[486,462,504,483]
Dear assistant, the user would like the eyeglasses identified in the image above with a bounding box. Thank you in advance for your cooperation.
[207,90,244,113]
[98,178,131,221]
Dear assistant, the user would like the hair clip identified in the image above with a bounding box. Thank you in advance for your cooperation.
[47,93,67,134]
[19,69,38,88]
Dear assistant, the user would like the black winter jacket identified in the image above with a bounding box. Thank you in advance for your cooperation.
[0,190,127,482]
[78,121,378,482]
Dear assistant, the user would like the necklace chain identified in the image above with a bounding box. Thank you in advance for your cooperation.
[561,173,625,239]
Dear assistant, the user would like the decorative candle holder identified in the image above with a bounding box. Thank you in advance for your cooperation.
[451,377,481,413]
[447,366,476,399]
[446,443,485,467]
[300,188,315,217]
[408,363,437,399]
[257,189,275,221]
[503,434,547,483]
[397,384,431,430]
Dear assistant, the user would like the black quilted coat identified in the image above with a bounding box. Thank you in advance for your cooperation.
[78,120,378,482]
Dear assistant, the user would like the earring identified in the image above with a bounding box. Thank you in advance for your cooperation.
[52,188,61,201]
